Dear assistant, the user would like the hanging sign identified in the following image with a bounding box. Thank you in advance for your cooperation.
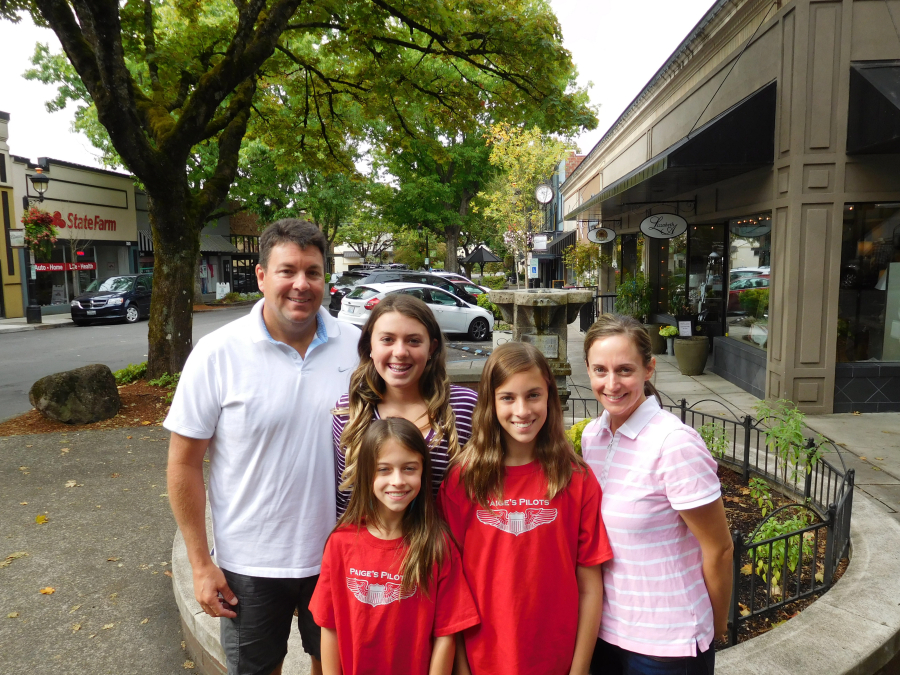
[640,213,688,239]
[587,227,617,244]
[533,234,548,251]
[9,229,25,247]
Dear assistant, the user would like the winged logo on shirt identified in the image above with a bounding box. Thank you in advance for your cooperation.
[346,578,417,606]
[476,508,557,536]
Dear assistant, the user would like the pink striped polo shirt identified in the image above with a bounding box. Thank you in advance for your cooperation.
[581,397,721,657]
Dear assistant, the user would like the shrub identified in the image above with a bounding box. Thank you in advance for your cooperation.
[476,294,503,321]
[739,288,769,316]
[481,275,507,290]
[749,477,775,517]
[113,362,147,385]
[149,371,181,403]
[699,422,728,459]
[565,418,593,456]
[223,291,242,303]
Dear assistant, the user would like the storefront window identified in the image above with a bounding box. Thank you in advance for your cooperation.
[726,213,772,350]
[657,232,687,314]
[838,203,900,362]
[688,224,726,322]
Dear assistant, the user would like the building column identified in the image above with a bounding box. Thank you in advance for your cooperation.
[766,0,851,413]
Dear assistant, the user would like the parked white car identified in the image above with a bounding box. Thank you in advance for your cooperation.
[338,282,494,341]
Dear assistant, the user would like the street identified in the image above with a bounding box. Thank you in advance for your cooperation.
[0,307,253,423]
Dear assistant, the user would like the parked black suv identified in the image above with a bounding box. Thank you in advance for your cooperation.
[70,274,153,326]
[329,270,477,316]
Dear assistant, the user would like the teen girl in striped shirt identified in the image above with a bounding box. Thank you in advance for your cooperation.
[581,314,733,674]
[332,294,477,517]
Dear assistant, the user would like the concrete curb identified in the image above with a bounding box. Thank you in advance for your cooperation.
[172,527,312,675]
[717,488,900,674]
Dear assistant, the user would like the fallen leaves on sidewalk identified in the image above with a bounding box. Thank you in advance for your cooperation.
[8,612,19,618]
[102,623,114,630]
[0,551,28,568]
[35,515,48,525]
[39,587,55,594]
[183,661,195,669]
[72,623,81,633]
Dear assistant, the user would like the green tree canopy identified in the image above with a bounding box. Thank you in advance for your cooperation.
[8,0,595,374]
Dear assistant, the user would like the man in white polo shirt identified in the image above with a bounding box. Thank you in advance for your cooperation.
[166,219,360,675]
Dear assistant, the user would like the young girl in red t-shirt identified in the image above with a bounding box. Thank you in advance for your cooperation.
[310,417,479,675]
[438,342,613,675]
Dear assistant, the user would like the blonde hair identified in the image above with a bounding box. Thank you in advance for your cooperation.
[583,313,662,405]
[337,418,449,597]
[333,294,461,494]
[451,342,586,509]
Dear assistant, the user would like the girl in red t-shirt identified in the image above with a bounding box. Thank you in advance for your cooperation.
[439,342,613,675]
[310,418,479,675]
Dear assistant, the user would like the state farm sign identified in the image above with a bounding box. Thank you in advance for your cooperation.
[34,262,98,272]
[51,211,116,233]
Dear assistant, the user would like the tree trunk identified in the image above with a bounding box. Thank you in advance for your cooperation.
[147,193,203,379]
[444,225,460,273]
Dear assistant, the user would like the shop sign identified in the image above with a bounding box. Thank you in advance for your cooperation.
[533,234,548,251]
[50,210,118,233]
[9,229,25,247]
[640,213,688,239]
[34,262,97,272]
[587,227,616,244]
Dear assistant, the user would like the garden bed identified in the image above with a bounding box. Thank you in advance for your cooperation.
[718,464,848,646]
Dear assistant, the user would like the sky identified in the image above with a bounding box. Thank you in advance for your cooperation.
[0,1,715,169]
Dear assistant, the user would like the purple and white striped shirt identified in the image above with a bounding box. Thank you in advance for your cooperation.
[332,384,477,517]
[582,397,721,658]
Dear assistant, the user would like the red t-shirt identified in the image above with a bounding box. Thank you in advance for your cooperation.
[309,525,480,675]
[438,461,613,675]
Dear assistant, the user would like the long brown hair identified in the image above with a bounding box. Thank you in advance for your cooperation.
[333,294,460,493]
[452,342,586,509]
[337,418,449,597]
[583,313,662,405]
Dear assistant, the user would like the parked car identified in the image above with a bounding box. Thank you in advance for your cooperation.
[338,283,494,341]
[727,275,769,312]
[432,271,490,292]
[730,266,770,282]
[328,270,478,316]
[70,274,153,325]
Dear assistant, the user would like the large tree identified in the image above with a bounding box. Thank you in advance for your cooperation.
[5,0,593,375]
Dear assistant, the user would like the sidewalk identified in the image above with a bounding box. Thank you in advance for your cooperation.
[567,322,900,523]
[0,314,74,334]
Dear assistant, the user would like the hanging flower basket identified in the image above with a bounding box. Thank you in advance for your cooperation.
[21,206,57,259]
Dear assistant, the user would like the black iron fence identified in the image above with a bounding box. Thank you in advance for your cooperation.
[577,291,618,332]
[565,393,854,647]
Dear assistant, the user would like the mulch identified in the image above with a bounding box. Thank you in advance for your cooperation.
[0,381,171,437]
[718,464,848,645]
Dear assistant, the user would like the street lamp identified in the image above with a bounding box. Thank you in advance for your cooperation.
[30,168,50,201]
[23,167,51,324]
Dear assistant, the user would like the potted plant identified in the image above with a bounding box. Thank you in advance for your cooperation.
[659,325,679,356]
[674,334,709,375]
[21,206,57,260]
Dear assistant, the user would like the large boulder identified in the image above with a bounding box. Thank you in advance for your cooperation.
[29,364,121,424]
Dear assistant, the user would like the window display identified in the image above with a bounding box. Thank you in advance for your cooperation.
[726,213,772,350]
[838,203,900,362]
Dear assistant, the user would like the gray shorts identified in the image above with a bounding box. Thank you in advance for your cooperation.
[219,569,321,675]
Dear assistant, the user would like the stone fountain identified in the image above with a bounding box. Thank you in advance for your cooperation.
[488,288,593,406]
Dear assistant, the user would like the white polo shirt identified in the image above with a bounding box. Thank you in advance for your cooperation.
[164,300,361,577]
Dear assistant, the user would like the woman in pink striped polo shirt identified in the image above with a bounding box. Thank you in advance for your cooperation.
[581,314,733,675]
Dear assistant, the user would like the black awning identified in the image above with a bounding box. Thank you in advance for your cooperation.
[547,229,577,254]
[848,62,900,154]
[565,81,777,222]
